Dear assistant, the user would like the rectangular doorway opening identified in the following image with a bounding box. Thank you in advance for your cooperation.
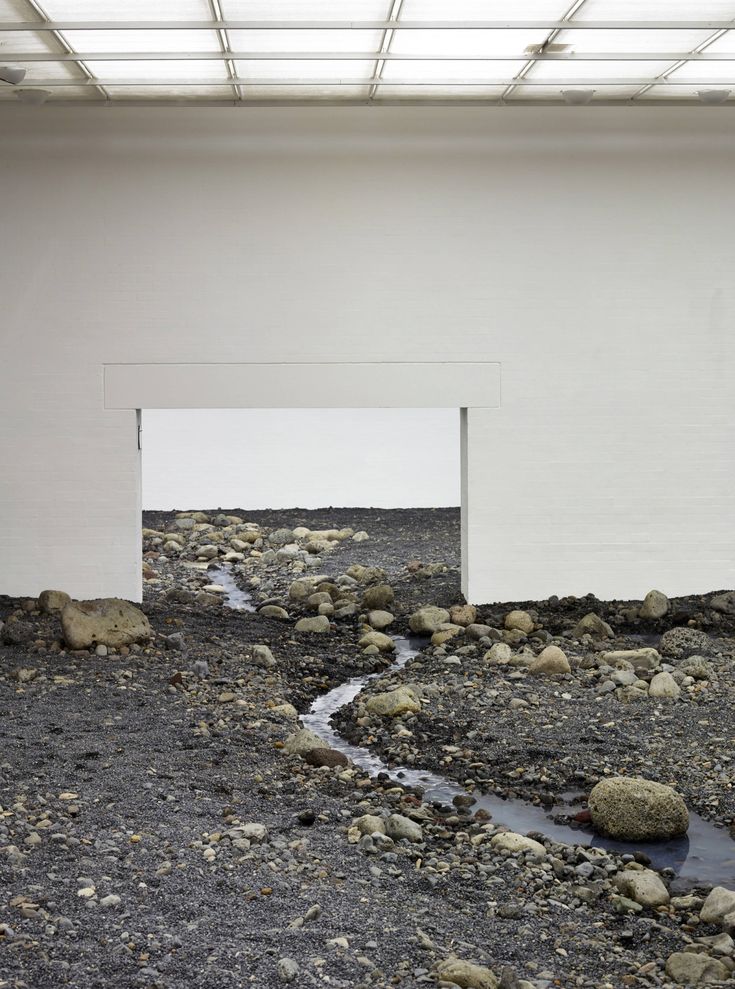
[141,407,462,585]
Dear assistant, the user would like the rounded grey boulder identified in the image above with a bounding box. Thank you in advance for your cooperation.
[61,599,152,650]
[588,776,689,841]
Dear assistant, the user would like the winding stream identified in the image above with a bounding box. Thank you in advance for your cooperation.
[214,566,735,888]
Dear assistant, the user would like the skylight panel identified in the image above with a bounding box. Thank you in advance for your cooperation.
[398,0,569,17]
[233,58,375,81]
[241,84,371,98]
[104,84,235,99]
[38,0,214,19]
[86,59,229,81]
[380,58,527,83]
[573,0,735,20]
[553,28,714,53]
[226,29,384,53]
[221,0,391,18]
[375,83,506,99]
[527,59,666,82]
[62,29,221,53]
[389,27,551,59]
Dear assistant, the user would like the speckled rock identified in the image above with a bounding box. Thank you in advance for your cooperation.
[589,777,689,841]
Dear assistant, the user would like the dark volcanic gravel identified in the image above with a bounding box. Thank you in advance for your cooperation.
[1,508,734,989]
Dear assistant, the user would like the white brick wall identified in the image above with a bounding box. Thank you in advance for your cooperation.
[1,106,733,603]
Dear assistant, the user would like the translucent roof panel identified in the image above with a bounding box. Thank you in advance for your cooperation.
[399,0,569,16]
[1,0,735,105]
[241,84,372,99]
[381,59,528,83]
[62,29,221,53]
[105,84,235,100]
[375,84,507,99]
[389,28,553,59]
[39,0,214,19]
[226,29,385,53]
[221,0,391,18]
[233,59,375,81]
[87,59,230,81]
[573,0,735,18]
[525,59,669,83]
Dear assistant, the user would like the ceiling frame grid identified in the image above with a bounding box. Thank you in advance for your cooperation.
[1,3,734,106]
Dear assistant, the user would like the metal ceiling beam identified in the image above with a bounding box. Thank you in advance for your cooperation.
[502,0,589,101]
[20,77,734,88]
[19,0,108,100]
[208,0,239,101]
[2,19,735,31]
[633,27,730,100]
[368,0,404,101]
[24,98,735,108]
[9,50,735,62]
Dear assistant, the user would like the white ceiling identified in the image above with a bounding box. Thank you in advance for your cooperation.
[1,0,734,105]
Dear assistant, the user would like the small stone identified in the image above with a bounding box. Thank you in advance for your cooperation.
[99,894,121,909]
[700,886,735,925]
[529,645,570,675]
[362,584,394,610]
[648,671,681,699]
[435,957,499,989]
[409,606,450,635]
[572,613,613,639]
[484,642,512,665]
[614,868,670,908]
[304,748,349,768]
[294,615,331,634]
[277,957,300,983]
[504,610,534,635]
[367,610,394,630]
[358,630,395,653]
[365,687,421,718]
[490,832,547,860]
[449,604,477,627]
[665,951,729,985]
[38,589,71,614]
[353,815,386,835]
[385,814,423,843]
[282,729,326,757]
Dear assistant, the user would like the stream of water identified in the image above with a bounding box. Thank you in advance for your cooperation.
[215,566,735,889]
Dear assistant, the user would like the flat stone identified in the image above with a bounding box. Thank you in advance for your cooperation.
[614,868,670,908]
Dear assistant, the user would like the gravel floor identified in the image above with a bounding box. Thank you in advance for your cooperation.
[1,508,734,989]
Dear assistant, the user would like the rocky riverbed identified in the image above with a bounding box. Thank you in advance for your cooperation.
[1,507,735,988]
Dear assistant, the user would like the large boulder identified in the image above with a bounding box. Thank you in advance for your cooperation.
[660,627,712,660]
[61,599,151,650]
[38,589,71,614]
[639,589,669,620]
[588,777,689,841]
[409,606,450,635]
[710,591,735,615]
[365,687,420,718]
[449,604,477,627]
